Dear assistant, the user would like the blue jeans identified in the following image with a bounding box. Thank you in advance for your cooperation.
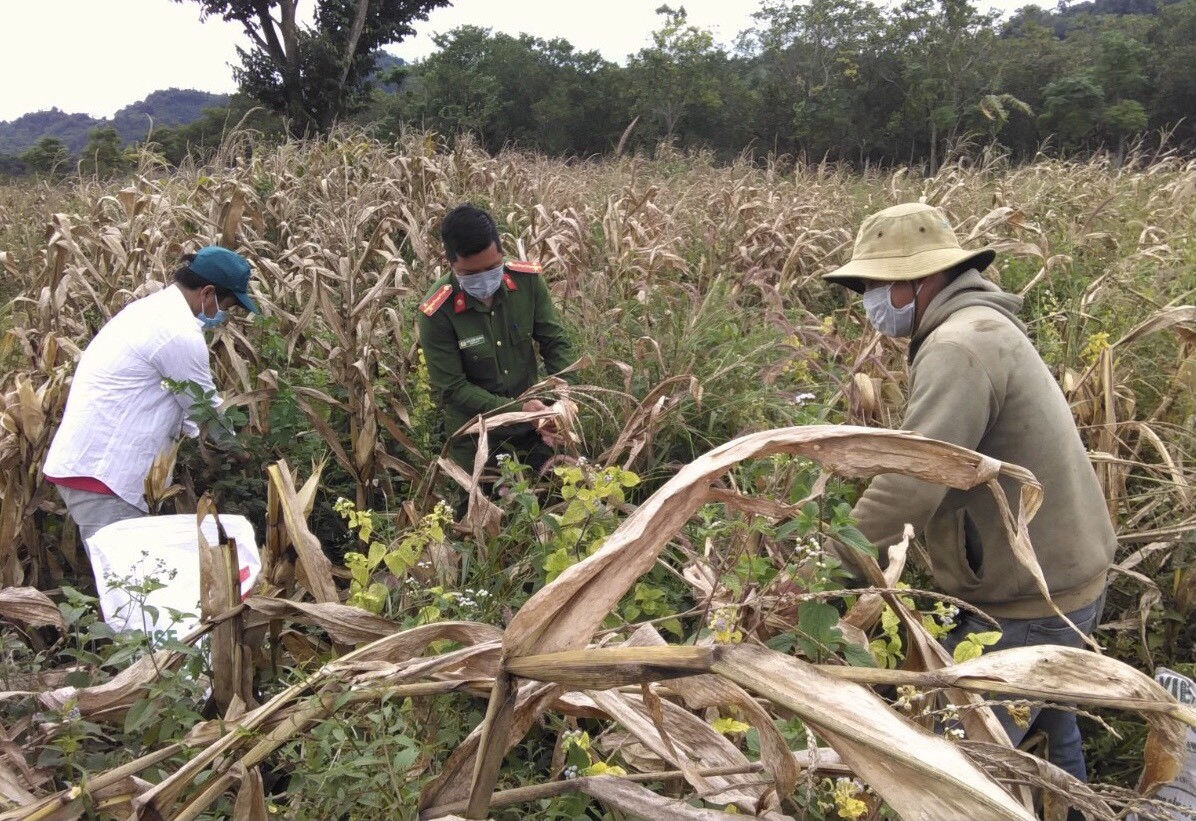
[941,592,1106,784]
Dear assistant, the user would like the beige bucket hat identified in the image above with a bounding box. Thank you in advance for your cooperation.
[823,203,995,293]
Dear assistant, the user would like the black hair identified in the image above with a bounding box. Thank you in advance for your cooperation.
[440,204,502,262]
[173,253,236,301]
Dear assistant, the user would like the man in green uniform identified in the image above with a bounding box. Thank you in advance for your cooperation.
[417,204,577,477]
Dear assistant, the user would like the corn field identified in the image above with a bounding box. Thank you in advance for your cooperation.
[0,131,1194,820]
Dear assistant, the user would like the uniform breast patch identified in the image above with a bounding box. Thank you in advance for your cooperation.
[458,335,486,350]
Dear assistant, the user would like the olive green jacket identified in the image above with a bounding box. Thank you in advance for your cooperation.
[416,262,576,459]
[846,270,1114,618]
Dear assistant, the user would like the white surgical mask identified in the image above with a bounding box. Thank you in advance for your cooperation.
[458,263,505,299]
[863,282,918,338]
[198,291,229,331]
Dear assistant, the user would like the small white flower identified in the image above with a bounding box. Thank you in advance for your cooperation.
[794,392,816,405]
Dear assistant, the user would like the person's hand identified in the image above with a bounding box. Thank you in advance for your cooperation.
[523,399,560,446]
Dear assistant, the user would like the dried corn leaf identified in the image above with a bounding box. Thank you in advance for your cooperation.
[713,644,1036,821]
[508,645,1032,819]
[265,460,338,604]
[31,646,191,721]
[845,541,1014,748]
[242,597,403,645]
[931,646,1195,794]
[230,765,266,821]
[625,624,800,805]
[1113,305,1196,349]
[0,760,34,806]
[841,528,911,631]
[0,587,65,631]
[419,680,567,815]
[580,777,752,820]
[583,689,791,817]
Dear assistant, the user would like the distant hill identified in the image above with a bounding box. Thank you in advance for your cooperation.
[0,88,230,156]
[111,89,232,145]
[0,109,102,156]
[1004,0,1185,37]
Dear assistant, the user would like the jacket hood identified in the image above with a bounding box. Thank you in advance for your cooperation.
[910,269,1025,357]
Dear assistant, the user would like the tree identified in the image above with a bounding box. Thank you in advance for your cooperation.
[886,0,1001,171]
[389,27,626,155]
[145,94,288,166]
[175,0,449,136]
[79,127,130,178]
[742,0,887,161]
[1146,0,1196,143]
[1039,74,1106,147]
[626,5,727,144]
[20,137,71,177]
[1094,29,1149,101]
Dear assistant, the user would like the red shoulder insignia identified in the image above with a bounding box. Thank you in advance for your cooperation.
[505,260,542,275]
[502,273,517,291]
[420,284,453,316]
[453,292,468,313]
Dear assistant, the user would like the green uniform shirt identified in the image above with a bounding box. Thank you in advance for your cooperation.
[417,262,576,463]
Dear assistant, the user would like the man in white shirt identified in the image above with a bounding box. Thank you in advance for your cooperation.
[43,246,259,541]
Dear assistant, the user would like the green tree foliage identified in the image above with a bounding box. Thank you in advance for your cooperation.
[373,0,1181,164]
[78,126,130,178]
[174,0,450,136]
[1146,0,1196,141]
[742,0,886,161]
[886,0,1002,171]
[1040,74,1107,148]
[384,27,627,155]
[625,5,730,144]
[0,154,26,177]
[19,137,71,177]
[146,94,288,166]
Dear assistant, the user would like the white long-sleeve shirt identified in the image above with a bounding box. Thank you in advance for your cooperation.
[44,286,221,511]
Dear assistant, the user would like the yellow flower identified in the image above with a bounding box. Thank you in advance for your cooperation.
[830,777,868,821]
[711,717,752,736]
[709,606,743,644]
[1005,703,1032,729]
[1081,331,1111,364]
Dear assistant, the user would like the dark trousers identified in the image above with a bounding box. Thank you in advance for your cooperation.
[449,425,554,516]
[941,591,1106,794]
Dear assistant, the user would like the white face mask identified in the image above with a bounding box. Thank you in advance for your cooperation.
[197,290,228,331]
[458,263,505,299]
[863,282,918,338]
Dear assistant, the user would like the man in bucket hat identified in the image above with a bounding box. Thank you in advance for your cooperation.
[823,203,1115,797]
[44,246,259,540]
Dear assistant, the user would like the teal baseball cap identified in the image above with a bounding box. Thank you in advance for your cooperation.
[188,246,259,313]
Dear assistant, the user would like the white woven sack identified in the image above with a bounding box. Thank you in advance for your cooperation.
[83,514,261,639]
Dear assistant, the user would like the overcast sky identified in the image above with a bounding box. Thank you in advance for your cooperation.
[1,0,1036,123]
